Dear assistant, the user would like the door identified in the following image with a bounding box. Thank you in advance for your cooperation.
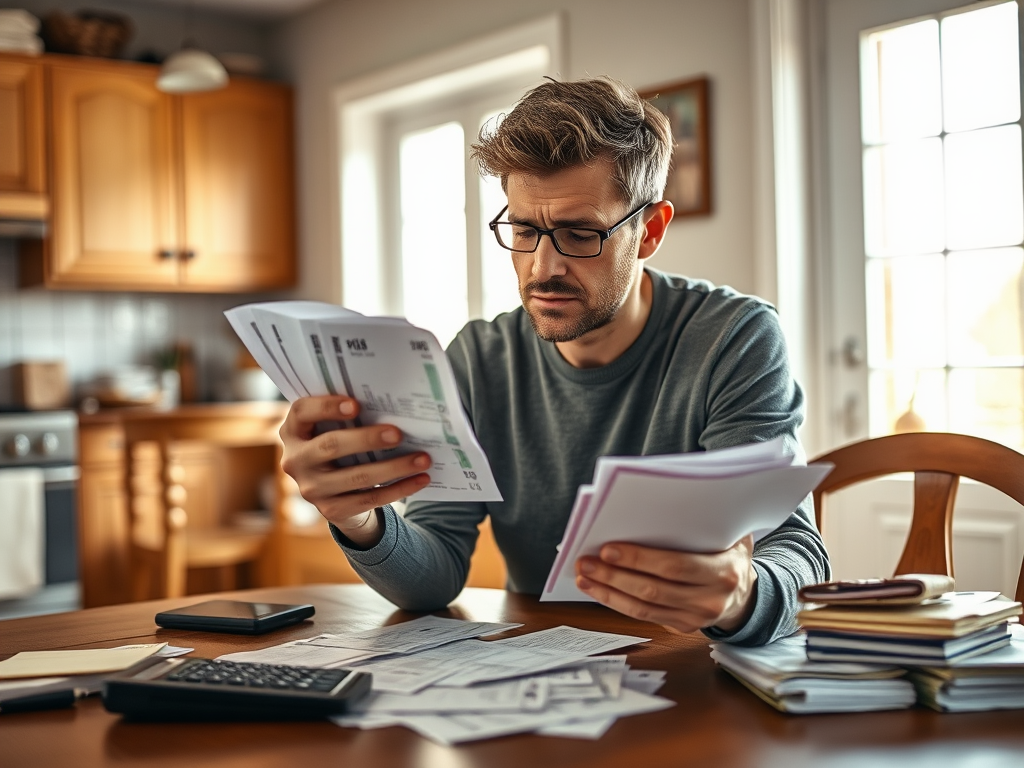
[179,79,296,291]
[48,62,180,287]
[0,57,45,209]
[819,0,1024,594]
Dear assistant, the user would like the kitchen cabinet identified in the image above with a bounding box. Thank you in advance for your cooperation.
[20,55,296,292]
[78,422,130,607]
[0,55,47,219]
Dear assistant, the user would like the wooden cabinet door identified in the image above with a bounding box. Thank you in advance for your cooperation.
[48,63,180,288]
[0,56,46,214]
[180,79,296,290]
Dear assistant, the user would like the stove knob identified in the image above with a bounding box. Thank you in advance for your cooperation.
[6,433,30,458]
[37,432,60,456]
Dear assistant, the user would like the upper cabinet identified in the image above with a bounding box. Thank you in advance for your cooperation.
[180,79,295,290]
[47,61,180,288]
[0,56,47,218]
[17,55,296,292]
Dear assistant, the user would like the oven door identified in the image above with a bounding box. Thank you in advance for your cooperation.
[42,465,80,585]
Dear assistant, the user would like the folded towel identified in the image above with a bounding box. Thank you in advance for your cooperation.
[0,468,45,600]
[0,34,43,55]
[0,9,39,35]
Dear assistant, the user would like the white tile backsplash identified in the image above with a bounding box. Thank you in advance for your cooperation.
[0,240,277,405]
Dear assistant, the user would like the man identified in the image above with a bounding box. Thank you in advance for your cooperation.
[279,78,829,646]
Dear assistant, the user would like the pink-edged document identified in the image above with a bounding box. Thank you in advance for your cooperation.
[541,438,834,602]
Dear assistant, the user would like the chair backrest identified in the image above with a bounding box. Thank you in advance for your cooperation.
[810,432,1024,603]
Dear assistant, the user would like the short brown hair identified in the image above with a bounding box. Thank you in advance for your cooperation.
[472,77,673,209]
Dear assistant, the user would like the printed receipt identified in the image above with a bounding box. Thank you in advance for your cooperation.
[225,301,502,503]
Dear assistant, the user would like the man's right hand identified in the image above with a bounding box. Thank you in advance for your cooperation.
[278,395,432,548]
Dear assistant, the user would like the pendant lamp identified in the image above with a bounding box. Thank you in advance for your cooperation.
[157,47,228,93]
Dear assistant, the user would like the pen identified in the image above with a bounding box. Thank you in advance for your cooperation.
[0,688,80,714]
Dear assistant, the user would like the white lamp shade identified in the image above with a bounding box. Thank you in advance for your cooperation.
[157,48,228,93]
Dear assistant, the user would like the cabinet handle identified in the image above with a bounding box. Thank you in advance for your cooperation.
[182,249,196,261]
[158,249,175,260]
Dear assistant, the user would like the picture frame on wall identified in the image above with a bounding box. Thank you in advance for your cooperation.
[639,76,711,218]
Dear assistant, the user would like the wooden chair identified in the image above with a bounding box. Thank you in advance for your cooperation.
[121,405,288,601]
[811,432,1024,603]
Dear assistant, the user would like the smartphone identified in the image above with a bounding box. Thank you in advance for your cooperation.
[154,600,315,635]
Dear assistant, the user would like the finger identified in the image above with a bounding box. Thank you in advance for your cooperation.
[308,451,432,499]
[317,472,432,527]
[576,556,714,614]
[597,540,747,584]
[280,396,360,440]
[575,575,708,634]
[305,423,405,467]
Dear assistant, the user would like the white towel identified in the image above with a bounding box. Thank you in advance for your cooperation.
[0,35,43,55]
[0,468,45,600]
[0,10,40,35]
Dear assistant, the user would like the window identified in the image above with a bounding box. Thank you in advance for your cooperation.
[333,15,562,350]
[388,100,522,347]
[859,0,1024,449]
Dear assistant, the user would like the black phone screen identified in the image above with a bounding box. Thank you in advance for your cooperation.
[155,600,315,634]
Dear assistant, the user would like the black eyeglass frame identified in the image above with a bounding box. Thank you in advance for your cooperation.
[487,201,654,259]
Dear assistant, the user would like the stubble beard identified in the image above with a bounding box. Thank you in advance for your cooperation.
[521,244,639,344]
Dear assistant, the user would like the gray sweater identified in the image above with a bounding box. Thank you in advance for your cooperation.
[334,268,830,646]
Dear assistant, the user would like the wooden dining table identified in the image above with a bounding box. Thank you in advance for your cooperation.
[1,584,1021,767]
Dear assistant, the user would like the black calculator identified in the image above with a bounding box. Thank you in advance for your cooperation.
[102,657,372,721]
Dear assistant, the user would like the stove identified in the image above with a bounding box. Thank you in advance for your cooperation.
[0,409,80,588]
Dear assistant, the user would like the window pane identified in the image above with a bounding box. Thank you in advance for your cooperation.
[863,139,945,256]
[866,254,946,368]
[947,248,1024,366]
[948,367,1024,448]
[399,122,467,347]
[869,368,947,435]
[945,124,1024,250]
[942,1,1021,133]
[862,20,942,144]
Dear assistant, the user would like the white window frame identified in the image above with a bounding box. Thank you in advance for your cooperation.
[329,15,564,317]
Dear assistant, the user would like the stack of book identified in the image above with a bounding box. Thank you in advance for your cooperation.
[797,590,1021,667]
[709,634,916,713]
[909,623,1024,712]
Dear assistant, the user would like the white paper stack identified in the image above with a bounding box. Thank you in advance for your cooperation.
[224,301,501,504]
[542,438,833,601]
[217,616,673,744]
[710,634,916,713]
[0,10,42,54]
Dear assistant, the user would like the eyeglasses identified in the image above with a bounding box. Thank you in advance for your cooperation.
[488,202,653,258]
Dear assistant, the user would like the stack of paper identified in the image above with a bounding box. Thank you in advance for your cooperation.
[217,615,673,744]
[798,592,1022,665]
[910,624,1024,712]
[0,644,192,710]
[710,634,916,713]
[224,301,501,504]
[542,438,833,601]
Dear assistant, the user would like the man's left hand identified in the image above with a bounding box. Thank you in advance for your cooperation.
[574,536,758,635]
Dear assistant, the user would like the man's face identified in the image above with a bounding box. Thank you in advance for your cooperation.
[505,159,643,343]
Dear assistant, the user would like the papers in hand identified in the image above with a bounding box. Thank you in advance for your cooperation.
[542,438,833,601]
[224,301,501,503]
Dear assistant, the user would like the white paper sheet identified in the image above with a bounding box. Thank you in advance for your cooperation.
[298,615,521,655]
[216,641,382,668]
[353,677,549,715]
[492,626,650,655]
[225,301,502,503]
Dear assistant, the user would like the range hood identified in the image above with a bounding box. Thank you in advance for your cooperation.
[0,193,48,238]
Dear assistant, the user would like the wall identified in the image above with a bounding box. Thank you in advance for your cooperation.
[271,0,757,303]
[0,0,278,405]
[11,0,274,65]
